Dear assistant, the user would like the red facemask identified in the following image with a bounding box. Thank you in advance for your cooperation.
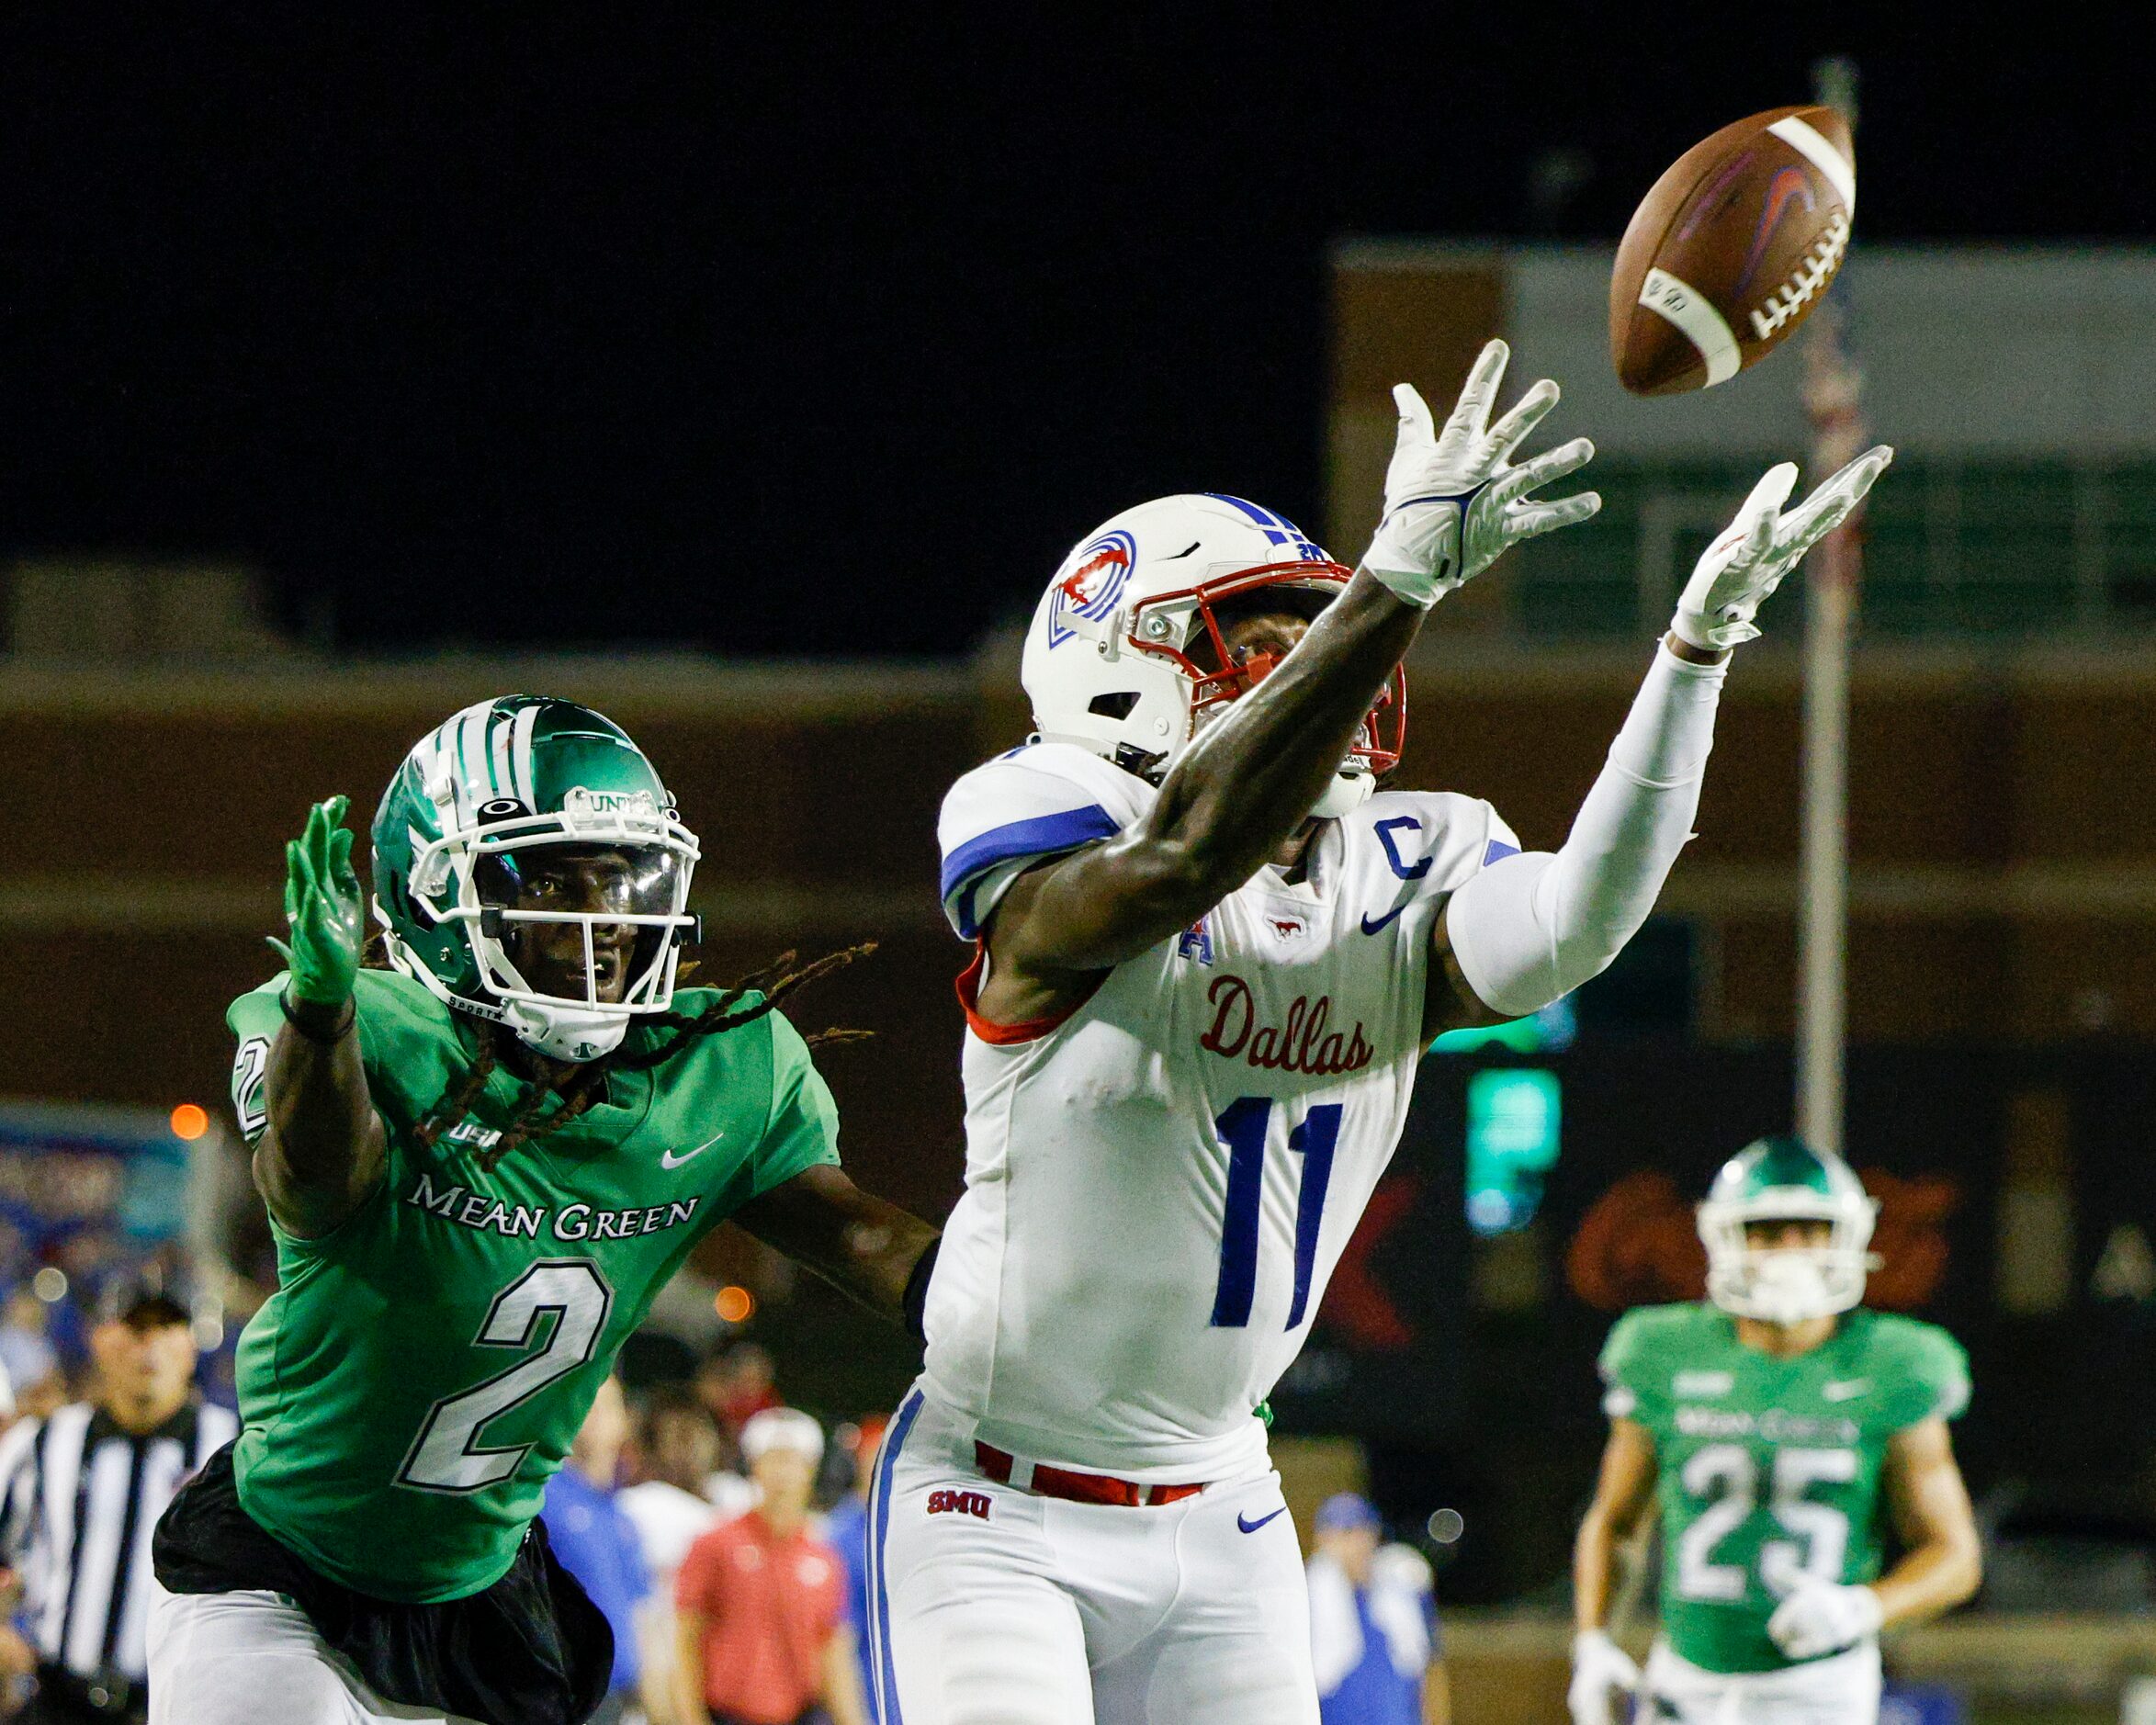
[1123,562,1406,775]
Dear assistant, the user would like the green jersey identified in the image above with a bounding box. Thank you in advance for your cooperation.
[1599,1302,1970,1674]
[225,968,840,1603]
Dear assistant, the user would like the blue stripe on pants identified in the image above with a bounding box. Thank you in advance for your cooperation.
[869,1390,924,1725]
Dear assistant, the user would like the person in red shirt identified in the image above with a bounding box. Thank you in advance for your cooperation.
[676,1407,868,1725]
[697,1343,782,1445]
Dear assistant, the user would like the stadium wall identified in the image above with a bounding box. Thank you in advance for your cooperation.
[2,648,2150,1149]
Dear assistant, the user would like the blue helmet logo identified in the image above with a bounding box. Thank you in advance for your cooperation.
[1046,530,1136,648]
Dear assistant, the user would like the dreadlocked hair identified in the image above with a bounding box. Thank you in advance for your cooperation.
[412,1019,502,1154]
[612,941,878,1069]
[412,941,878,1173]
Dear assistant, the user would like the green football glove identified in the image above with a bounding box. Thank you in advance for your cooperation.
[271,796,365,1009]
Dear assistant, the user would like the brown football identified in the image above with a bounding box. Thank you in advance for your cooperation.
[1610,105,1856,395]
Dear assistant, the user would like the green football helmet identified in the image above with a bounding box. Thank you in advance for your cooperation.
[371,696,701,1062]
[1698,1135,1878,1324]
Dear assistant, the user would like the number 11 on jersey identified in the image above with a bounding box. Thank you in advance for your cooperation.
[1211,1098,1341,1330]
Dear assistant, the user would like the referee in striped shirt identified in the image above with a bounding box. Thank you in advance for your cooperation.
[0,1279,234,1722]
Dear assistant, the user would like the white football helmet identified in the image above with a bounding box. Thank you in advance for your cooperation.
[1020,493,1404,817]
[1699,1136,1879,1324]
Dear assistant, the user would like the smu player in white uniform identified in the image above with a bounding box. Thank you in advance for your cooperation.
[871,341,1892,1725]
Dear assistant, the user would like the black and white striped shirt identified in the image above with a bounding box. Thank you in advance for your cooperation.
[0,1400,237,1682]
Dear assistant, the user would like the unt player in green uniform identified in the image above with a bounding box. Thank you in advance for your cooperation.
[1569,1138,1981,1725]
[145,697,941,1725]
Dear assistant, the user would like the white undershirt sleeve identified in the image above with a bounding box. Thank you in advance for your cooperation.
[1445,642,1728,1019]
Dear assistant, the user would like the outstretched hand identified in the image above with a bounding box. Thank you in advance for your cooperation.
[1363,338,1601,608]
[1674,445,1893,650]
[272,796,365,1009]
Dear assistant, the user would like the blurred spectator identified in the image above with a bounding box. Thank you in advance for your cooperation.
[819,1415,886,1714]
[696,1342,779,1440]
[1306,1494,1449,1725]
[675,1408,866,1725]
[540,1377,653,1725]
[624,1385,728,1580]
[705,1459,755,1523]
[0,1289,59,1421]
[0,1279,233,1723]
[622,1385,727,1724]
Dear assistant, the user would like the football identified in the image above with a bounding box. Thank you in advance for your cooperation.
[1610,105,1857,395]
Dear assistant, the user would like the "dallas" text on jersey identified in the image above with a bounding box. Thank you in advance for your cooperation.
[1198,975,1372,1075]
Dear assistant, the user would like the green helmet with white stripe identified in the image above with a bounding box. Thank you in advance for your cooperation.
[1698,1135,1879,1324]
[371,696,701,1062]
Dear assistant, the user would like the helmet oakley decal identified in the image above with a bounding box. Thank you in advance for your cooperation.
[1046,530,1136,648]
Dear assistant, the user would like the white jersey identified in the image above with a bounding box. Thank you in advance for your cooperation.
[927,743,1519,1482]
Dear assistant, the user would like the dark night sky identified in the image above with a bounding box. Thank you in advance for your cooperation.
[3,15,2144,657]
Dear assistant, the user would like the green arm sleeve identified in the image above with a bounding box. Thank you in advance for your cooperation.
[750,1011,843,1200]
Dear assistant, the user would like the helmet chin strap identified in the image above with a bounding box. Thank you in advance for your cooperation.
[1310,771,1375,820]
[504,1000,630,1065]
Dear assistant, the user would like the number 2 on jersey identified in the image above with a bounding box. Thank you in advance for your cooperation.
[400,1259,614,1493]
[1211,1098,1340,1330]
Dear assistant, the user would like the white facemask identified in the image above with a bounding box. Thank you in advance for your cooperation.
[1742,1251,1840,1325]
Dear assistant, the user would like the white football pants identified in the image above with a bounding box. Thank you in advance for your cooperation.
[1641,1637,1881,1725]
[147,1583,483,1725]
[868,1389,1318,1725]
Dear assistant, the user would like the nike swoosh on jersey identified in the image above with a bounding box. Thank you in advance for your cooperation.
[661,1132,725,1169]
[1822,1379,1871,1401]
[1237,1507,1288,1534]
[1360,902,1410,935]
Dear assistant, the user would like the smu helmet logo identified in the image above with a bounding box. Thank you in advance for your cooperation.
[1046,530,1136,648]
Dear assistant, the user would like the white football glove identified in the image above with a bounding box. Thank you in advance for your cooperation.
[1363,338,1600,609]
[1673,445,1893,650]
[1766,1577,1883,1661]
[1567,1629,1641,1725]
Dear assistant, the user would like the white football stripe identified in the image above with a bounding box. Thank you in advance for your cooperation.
[511,700,540,808]
[1638,266,1743,386]
[1768,115,1857,210]
[455,705,490,824]
[489,709,514,800]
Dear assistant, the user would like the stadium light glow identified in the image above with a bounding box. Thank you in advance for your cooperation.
[1464,1067,1563,1236]
[170,1103,210,1141]
[715,1285,755,1324]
